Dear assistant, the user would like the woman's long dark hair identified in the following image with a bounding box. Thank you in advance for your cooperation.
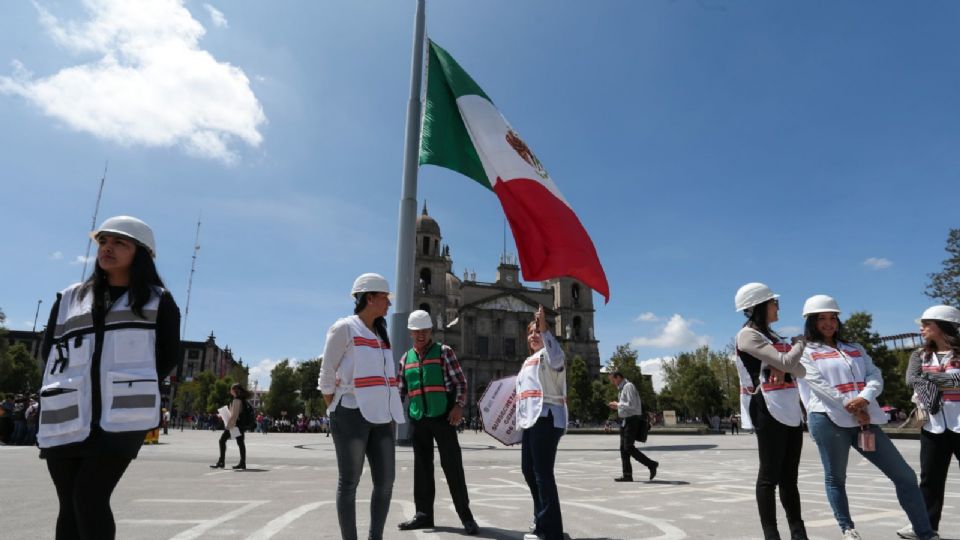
[923,320,960,358]
[231,383,250,400]
[803,313,845,345]
[77,241,165,319]
[354,292,390,348]
[743,299,781,342]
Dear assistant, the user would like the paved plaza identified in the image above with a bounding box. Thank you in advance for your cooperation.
[2,430,958,539]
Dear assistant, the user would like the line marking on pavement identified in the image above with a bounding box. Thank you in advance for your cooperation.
[170,501,269,540]
[562,501,687,540]
[246,501,334,540]
[117,519,205,525]
[806,510,901,528]
[136,499,266,504]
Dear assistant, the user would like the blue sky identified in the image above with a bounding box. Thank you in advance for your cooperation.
[2,1,958,390]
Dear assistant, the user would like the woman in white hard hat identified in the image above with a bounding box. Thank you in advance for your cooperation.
[800,295,937,540]
[37,216,181,540]
[517,306,567,540]
[898,305,960,539]
[733,283,808,540]
[319,273,406,540]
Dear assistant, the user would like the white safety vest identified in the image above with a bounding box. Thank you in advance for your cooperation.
[515,331,566,431]
[919,350,960,434]
[329,316,405,424]
[737,334,804,427]
[734,356,755,431]
[38,283,162,448]
[801,341,887,428]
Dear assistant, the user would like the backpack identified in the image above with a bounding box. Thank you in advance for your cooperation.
[238,400,257,431]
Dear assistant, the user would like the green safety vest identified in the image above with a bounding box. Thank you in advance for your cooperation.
[403,342,449,420]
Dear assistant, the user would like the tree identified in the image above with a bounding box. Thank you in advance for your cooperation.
[0,343,42,394]
[227,362,249,389]
[661,346,724,420]
[605,343,658,415]
[192,371,217,413]
[295,357,325,416]
[843,312,911,411]
[707,346,739,415]
[926,228,960,307]
[566,355,591,422]
[207,376,236,412]
[263,359,302,418]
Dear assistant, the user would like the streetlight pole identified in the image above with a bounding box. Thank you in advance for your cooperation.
[32,299,42,333]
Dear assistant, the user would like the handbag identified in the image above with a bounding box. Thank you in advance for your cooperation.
[899,407,929,430]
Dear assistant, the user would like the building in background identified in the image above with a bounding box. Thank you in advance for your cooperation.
[412,205,601,415]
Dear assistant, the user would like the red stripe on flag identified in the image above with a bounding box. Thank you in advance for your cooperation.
[493,178,609,302]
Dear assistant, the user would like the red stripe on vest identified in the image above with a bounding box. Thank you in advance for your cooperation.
[942,392,960,402]
[811,351,840,360]
[519,390,543,400]
[773,343,792,353]
[421,359,442,366]
[834,381,866,393]
[353,336,390,349]
[762,382,797,392]
[354,376,388,388]
[842,348,862,357]
[523,358,540,368]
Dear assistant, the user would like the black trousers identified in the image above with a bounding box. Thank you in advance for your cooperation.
[46,455,133,540]
[411,415,473,523]
[755,418,804,538]
[620,416,655,477]
[920,428,960,530]
[218,429,246,464]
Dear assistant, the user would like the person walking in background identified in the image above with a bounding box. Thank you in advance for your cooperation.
[899,305,960,539]
[734,283,808,540]
[319,273,406,540]
[799,295,937,540]
[210,384,249,470]
[608,371,658,482]
[396,310,478,535]
[38,216,181,540]
[517,306,567,540]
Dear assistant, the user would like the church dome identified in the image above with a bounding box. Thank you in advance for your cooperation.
[416,202,441,236]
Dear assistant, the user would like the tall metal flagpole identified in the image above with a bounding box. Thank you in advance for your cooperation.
[391,0,426,443]
[80,162,108,282]
[181,214,202,338]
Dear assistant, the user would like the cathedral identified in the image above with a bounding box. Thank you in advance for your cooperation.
[412,204,601,414]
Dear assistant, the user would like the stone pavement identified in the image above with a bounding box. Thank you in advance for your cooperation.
[2,430,957,539]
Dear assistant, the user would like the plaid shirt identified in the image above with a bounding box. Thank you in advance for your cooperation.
[398,341,467,408]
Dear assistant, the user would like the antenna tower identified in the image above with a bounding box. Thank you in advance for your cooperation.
[181,214,202,338]
[80,162,108,282]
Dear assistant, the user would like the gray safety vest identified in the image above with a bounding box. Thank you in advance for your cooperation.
[38,282,161,448]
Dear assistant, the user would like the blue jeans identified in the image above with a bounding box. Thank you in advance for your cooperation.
[521,413,565,540]
[330,406,396,540]
[807,413,934,539]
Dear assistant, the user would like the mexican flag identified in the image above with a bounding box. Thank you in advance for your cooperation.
[419,40,610,302]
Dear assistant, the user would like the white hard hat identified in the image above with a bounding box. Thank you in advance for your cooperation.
[90,216,156,258]
[735,282,779,312]
[351,273,390,297]
[916,305,960,326]
[802,295,841,317]
[407,310,433,330]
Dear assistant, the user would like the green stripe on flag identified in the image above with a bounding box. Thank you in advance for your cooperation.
[419,40,491,190]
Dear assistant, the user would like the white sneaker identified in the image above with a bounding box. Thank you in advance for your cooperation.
[897,524,918,539]
[842,529,863,540]
[523,535,540,540]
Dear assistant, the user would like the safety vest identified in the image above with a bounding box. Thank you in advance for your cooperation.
[38,283,162,448]
[920,350,960,434]
[329,315,405,424]
[403,342,449,420]
[516,331,566,431]
[736,330,804,427]
[801,341,887,427]
[734,356,755,431]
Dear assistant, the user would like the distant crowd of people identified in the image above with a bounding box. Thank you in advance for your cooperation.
[0,393,39,446]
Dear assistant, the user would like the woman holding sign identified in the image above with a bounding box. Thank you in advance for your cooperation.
[516,306,567,540]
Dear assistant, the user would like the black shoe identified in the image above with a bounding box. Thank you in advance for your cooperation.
[209,462,224,469]
[613,476,634,482]
[649,462,659,481]
[463,520,479,535]
[398,513,434,530]
[232,463,246,470]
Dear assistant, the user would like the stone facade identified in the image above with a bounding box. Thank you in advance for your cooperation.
[412,205,601,413]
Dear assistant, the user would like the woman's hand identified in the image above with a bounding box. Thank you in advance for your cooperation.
[768,367,785,385]
[844,397,868,413]
[323,394,333,407]
[535,305,547,333]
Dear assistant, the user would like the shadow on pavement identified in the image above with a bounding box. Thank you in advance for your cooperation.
[422,525,617,540]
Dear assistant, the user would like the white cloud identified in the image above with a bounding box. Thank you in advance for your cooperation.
[863,257,892,270]
[630,314,710,350]
[69,255,95,266]
[0,0,265,163]
[49,251,64,260]
[635,312,659,322]
[203,4,228,28]
[248,357,303,390]
[639,356,674,391]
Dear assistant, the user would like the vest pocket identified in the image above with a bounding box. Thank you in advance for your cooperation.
[104,370,159,424]
[39,378,85,437]
[107,328,156,364]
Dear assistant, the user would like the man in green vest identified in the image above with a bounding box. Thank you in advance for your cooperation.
[397,310,479,535]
